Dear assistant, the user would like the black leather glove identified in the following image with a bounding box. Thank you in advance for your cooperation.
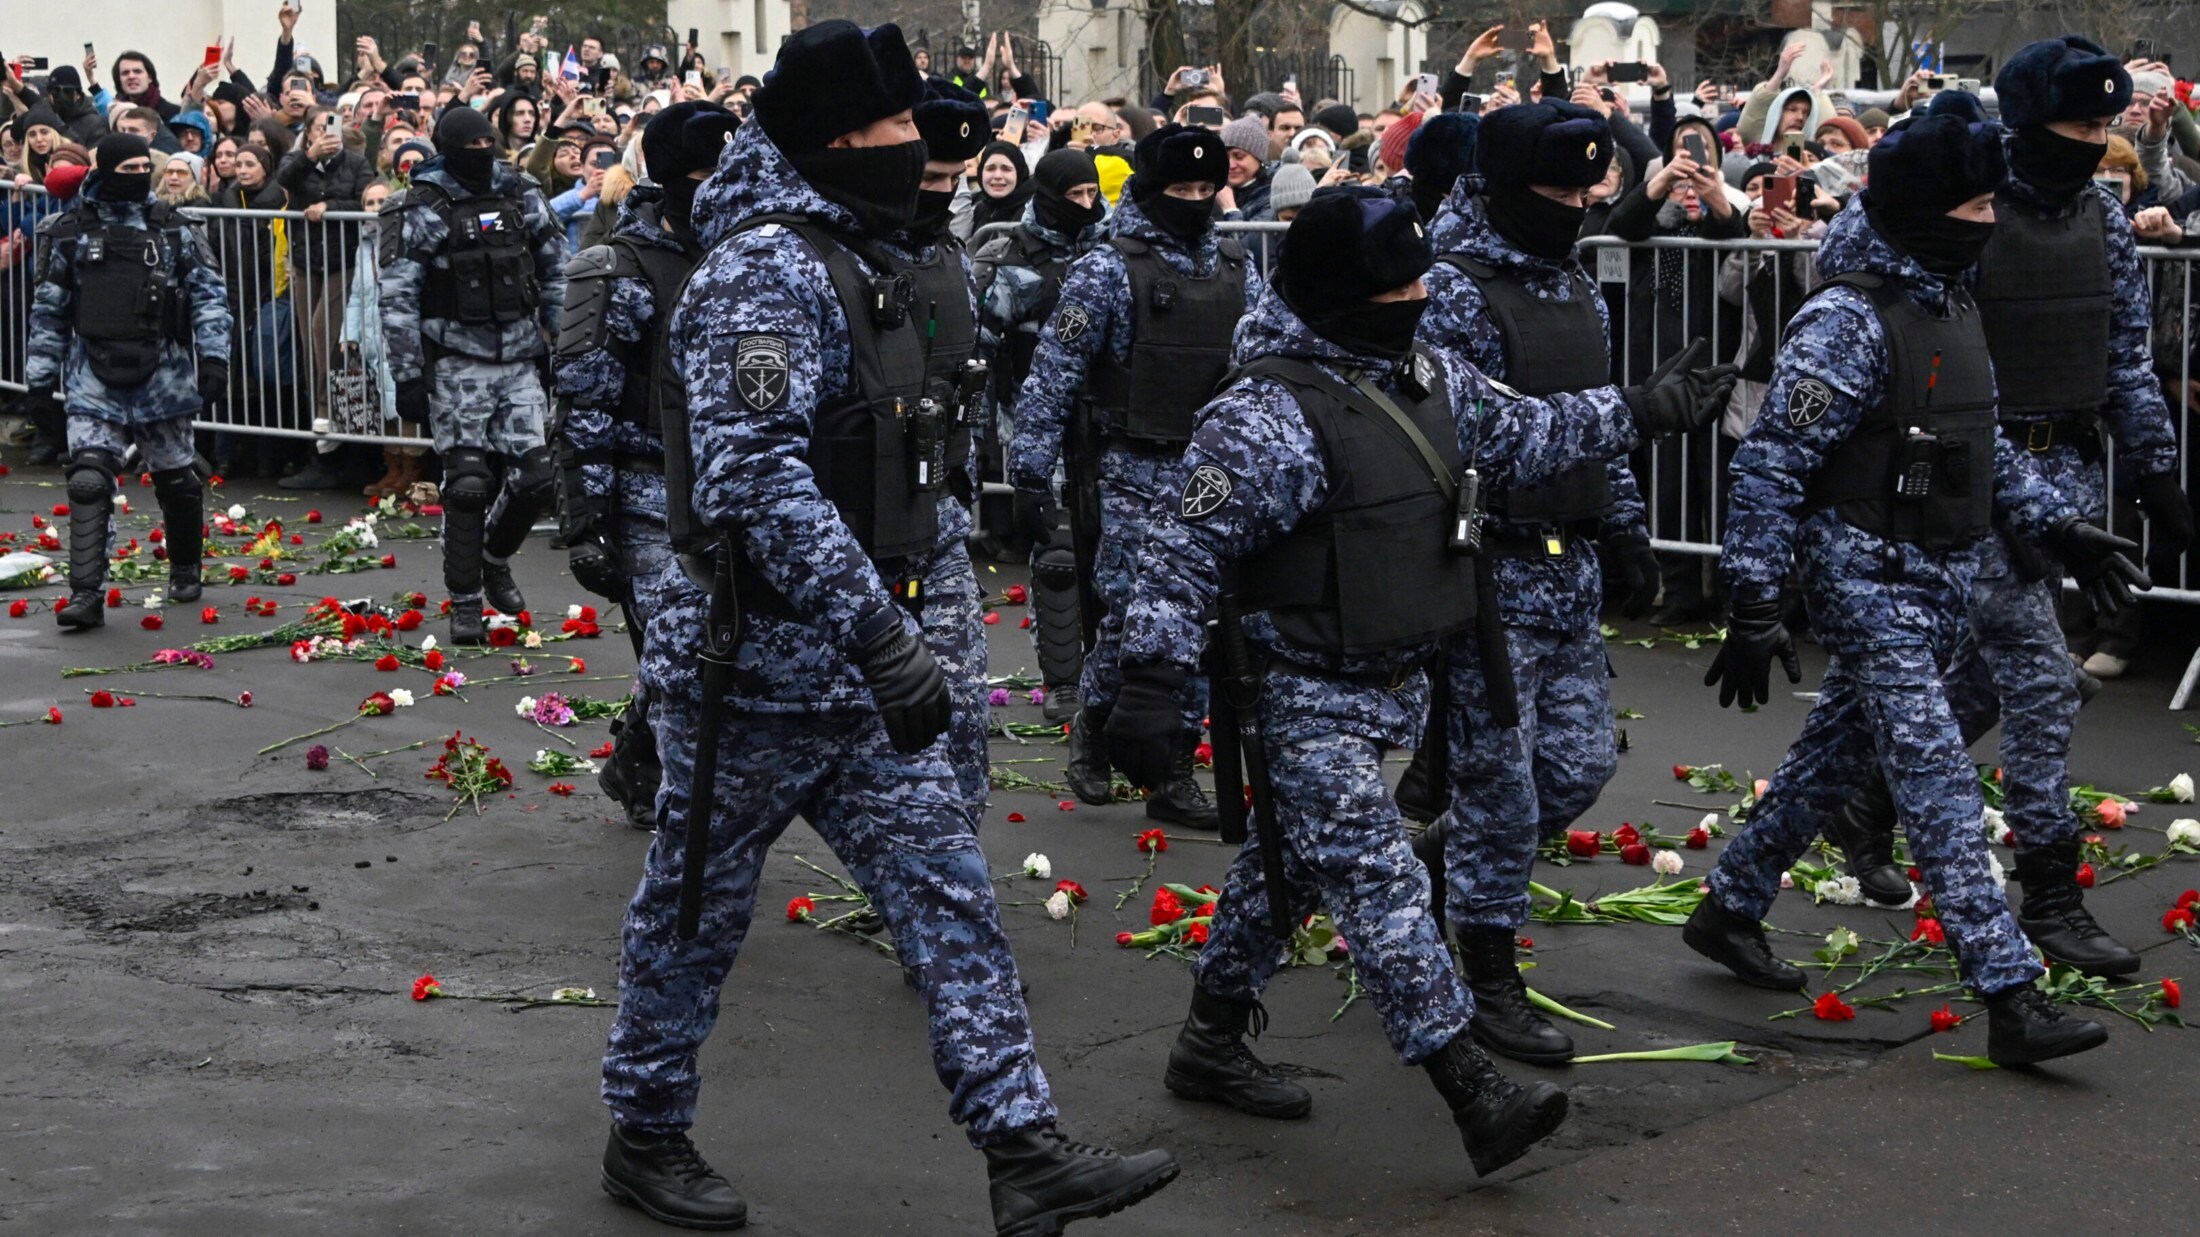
[1622,347,1743,439]
[1702,598,1803,709]
[195,360,228,406]
[1603,530,1660,619]
[854,619,952,755]
[1104,661,1190,793]
[2051,517,2152,616]
[396,377,431,425]
[1016,489,1057,547]
[2137,470,2194,578]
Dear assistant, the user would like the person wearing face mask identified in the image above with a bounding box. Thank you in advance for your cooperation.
[1823,38,2190,978]
[974,148,1112,721]
[1107,185,1729,1174]
[599,23,1179,1234]
[1398,102,1729,1067]
[378,103,569,643]
[25,133,231,630]
[549,101,739,833]
[1008,123,1263,827]
[1689,114,2147,1067]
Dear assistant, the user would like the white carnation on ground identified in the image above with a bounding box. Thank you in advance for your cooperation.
[1023,853,1051,879]
[388,688,414,708]
[1818,875,1865,906]
[1983,806,2006,837]
[1699,812,1721,833]
[1045,890,1073,920]
[516,696,537,717]
[226,503,247,520]
[1651,849,1684,875]
[568,604,584,620]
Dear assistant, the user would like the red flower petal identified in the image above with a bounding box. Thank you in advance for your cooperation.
[982,611,1001,625]
[276,573,297,585]
[1005,812,1026,823]
[306,510,323,523]
[140,615,163,630]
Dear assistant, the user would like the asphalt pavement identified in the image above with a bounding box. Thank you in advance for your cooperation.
[2,468,2196,1235]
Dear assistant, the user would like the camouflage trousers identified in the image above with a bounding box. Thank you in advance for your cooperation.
[1939,537,2082,848]
[600,695,1058,1143]
[1705,642,2044,997]
[1438,620,1619,932]
[66,413,195,472]
[926,537,993,825]
[427,356,548,456]
[1193,723,1473,1065]
[1082,445,1206,730]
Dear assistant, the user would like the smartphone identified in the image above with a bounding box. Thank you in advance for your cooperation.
[1415,72,1439,96]
[85,41,96,59]
[1458,93,1484,113]
[423,41,439,71]
[590,148,619,169]
[1955,77,1979,94]
[1070,117,1095,145]
[1762,175,1796,214]
[204,44,223,70]
[1924,74,1946,90]
[1186,103,1226,128]
[1607,62,1648,83]
[1498,28,1532,52]
[688,27,700,47]
[20,55,51,72]
[2094,175,2128,199]
[1028,99,1051,124]
[584,96,605,115]
[1781,134,1807,160]
[1004,104,1030,136]
[391,93,420,111]
[1680,130,1710,168]
[1181,67,1209,88]
[684,70,702,88]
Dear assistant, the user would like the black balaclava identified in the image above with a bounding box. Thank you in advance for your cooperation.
[908,179,957,242]
[90,133,152,203]
[1031,148,1103,235]
[1131,181,1214,243]
[1482,185,1586,261]
[1867,197,1996,276]
[1279,187,1435,362]
[434,107,499,194]
[641,101,739,232]
[790,141,928,236]
[1861,114,2008,277]
[1300,297,1428,361]
[2009,126,2108,200]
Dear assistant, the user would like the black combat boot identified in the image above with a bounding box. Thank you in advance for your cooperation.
[2014,840,2140,977]
[1144,760,1219,831]
[1162,988,1312,1119]
[1682,895,1806,991]
[1460,927,1574,1065]
[1042,681,1081,724]
[1820,774,1913,908]
[1421,1032,1568,1177]
[151,467,204,602]
[57,470,113,632]
[448,597,487,645]
[598,705,661,831]
[481,557,526,615]
[600,1124,747,1230]
[1985,984,2108,1067]
[983,1125,1177,1237]
[1064,709,1114,805]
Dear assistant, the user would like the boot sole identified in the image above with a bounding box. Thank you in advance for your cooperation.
[1468,1021,1575,1068]
[1466,1084,1568,1177]
[600,1171,748,1230]
[1681,923,1806,991]
[1989,1021,2110,1067]
[995,1158,1180,1237]
[1163,1067,1313,1119]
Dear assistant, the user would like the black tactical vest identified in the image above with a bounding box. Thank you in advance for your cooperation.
[1233,349,1478,659]
[1089,236,1246,446]
[416,182,540,327]
[656,214,958,588]
[1000,225,1074,386]
[1441,254,1615,525]
[555,228,697,432]
[47,202,191,389]
[1972,189,2112,417]
[1802,274,1997,549]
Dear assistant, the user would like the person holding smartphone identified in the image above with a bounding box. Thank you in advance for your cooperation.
[1825,38,2190,975]
[272,103,375,488]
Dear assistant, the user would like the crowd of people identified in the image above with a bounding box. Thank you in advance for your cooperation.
[5,10,2199,1234]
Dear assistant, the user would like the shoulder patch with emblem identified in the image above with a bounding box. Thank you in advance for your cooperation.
[1788,378,1834,427]
[1055,301,1092,344]
[1179,463,1234,520]
[735,335,791,411]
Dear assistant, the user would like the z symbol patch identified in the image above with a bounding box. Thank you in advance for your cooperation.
[1789,378,1833,427]
[1180,464,1234,520]
[736,335,790,411]
[1056,302,1092,344]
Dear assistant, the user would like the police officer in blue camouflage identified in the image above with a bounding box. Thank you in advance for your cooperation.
[974,149,1112,722]
[1687,115,2145,1067]
[552,102,740,830]
[26,133,230,631]
[1009,124,1264,827]
[1400,103,1663,1067]
[1107,186,1735,1176]
[380,105,568,644]
[1826,41,2192,979]
[596,23,1177,1234]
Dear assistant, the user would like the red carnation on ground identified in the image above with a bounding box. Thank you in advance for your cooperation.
[1620,842,1650,865]
[90,690,116,708]
[1516,936,1534,950]
[1151,888,1187,925]
[488,626,517,647]
[411,974,442,1001]
[2075,863,2096,888]
[228,565,249,582]
[276,573,297,585]
[396,609,423,631]
[1565,830,1600,857]
[2166,907,2196,934]
[1929,1004,1962,1033]
[306,510,323,523]
[8,600,27,618]
[105,587,123,607]
[140,615,163,630]
[423,650,445,671]
[1194,742,1213,767]
[590,741,615,759]
[2179,890,2200,909]
[1812,992,1856,1022]
[548,782,575,796]
[1055,880,1088,903]
[568,658,586,673]
[374,654,400,671]
[200,606,220,624]
[46,706,62,724]
[2160,978,2182,1008]
[1911,917,1946,945]
[786,896,814,922]
[1186,921,1210,945]
[1137,828,1168,853]
[51,503,68,516]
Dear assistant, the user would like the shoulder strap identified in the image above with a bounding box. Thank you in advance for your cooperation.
[1437,253,1496,282]
[1229,356,1457,503]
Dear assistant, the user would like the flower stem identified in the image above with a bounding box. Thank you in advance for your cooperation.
[1523,985,1616,1030]
[257,712,362,755]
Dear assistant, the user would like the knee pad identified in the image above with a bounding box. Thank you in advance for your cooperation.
[1030,541,1078,591]
[150,466,203,506]
[507,445,556,499]
[442,447,496,514]
[65,449,122,504]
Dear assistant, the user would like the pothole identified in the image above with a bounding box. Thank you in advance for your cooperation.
[189,790,443,832]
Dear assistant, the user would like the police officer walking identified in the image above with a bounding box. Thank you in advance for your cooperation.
[25,133,229,631]
[1825,41,2191,977]
[974,149,1112,722]
[381,106,569,643]
[1008,124,1260,827]
[552,102,740,831]
[597,23,1176,1234]
[1688,115,2144,1067]
[1404,102,1662,1067]
[1106,186,1734,1176]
